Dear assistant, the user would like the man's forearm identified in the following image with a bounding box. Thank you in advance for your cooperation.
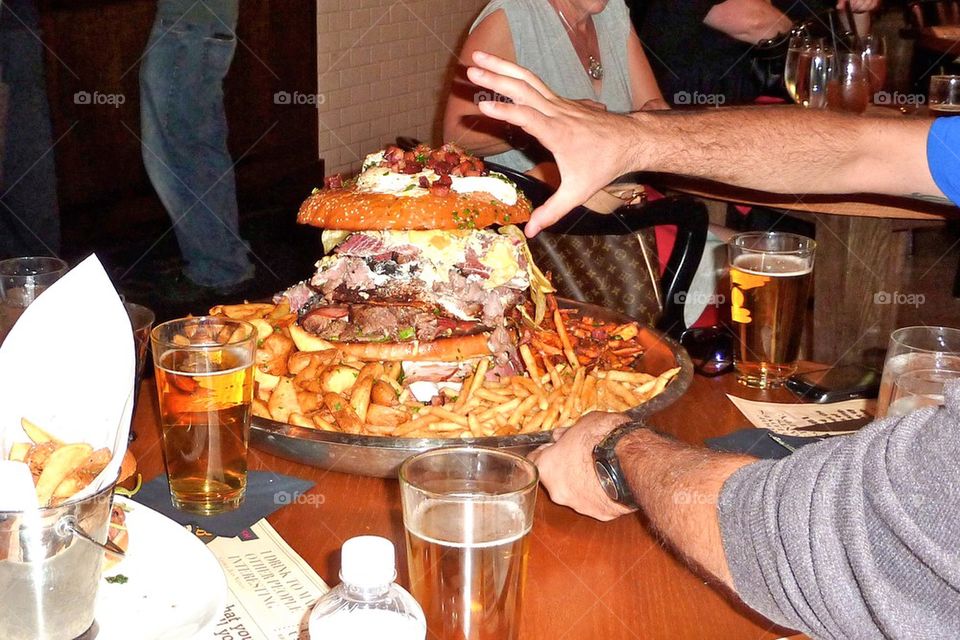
[629,109,944,202]
[615,428,754,586]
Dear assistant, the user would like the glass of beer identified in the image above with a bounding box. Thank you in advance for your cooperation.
[151,316,256,514]
[0,256,68,345]
[928,75,960,115]
[399,447,538,640]
[727,232,816,388]
[875,326,960,418]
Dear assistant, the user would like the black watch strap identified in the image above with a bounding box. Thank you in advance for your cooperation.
[592,420,644,508]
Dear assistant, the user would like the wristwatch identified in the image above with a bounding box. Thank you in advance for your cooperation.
[592,420,644,508]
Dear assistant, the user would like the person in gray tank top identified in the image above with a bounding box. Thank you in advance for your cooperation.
[443,0,666,183]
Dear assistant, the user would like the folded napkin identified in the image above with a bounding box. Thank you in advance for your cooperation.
[706,428,825,460]
[133,471,315,537]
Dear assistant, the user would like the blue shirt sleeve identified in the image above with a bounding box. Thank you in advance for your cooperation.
[926,117,960,205]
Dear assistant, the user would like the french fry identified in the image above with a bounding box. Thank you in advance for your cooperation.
[467,413,484,437]
[554,309,580,369]
[35,443,93,506]
[394,413,440,437]
[323,392,364,434]
[21,418,62,445]
[519,344,541,381]
[606,380,642,407]
[428,421,463,432]
[508,394,539,427]
[460,359,489,407]
[268,377,302,423]
[599,370,656,384]
[424,406,469,427]
[350,375,374,423]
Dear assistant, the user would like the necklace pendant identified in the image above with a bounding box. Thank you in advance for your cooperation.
[588,55,603,80]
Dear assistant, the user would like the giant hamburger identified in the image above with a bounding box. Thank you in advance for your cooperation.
[277,143,552,374]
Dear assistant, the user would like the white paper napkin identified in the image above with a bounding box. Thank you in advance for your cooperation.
[0,254,134,511]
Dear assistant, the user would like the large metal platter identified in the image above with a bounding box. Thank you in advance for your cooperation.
[250,299,692,477]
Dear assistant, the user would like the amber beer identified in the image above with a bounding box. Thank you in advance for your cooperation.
[406,501,530,640]
[728,233,815,388]
[151,317,256,514]
[400,448,538,640]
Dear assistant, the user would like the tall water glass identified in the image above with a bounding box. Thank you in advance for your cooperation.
[886,368,960,417]
[875,326,960,418]
[400,447,538,640]
[862,33,887,96]
[785,36,816,106]
[0,257,68,345]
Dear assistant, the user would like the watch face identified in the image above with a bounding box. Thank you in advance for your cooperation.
[594,460,619,502]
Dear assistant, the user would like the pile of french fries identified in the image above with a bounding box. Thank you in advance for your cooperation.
[210,302,680,439]
[8,418,112,507]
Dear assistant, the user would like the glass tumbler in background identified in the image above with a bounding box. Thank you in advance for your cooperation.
[124,302,155,440]
[862,33,887,97]
[928,75,960,115]
[827,52,871,114]
[784,36,817,106]
[875,326,960,418]
[150,316,256,514]
[400,447,538,640]
[807,45,835,110]
[727,232,816,389]
[0,257,68,345]
[886,368,960,417]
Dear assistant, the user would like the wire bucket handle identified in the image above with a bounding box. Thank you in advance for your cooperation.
[56,514,125,558]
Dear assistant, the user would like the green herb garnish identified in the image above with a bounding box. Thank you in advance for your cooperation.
[105,575,128,584]
[397,326,416,341]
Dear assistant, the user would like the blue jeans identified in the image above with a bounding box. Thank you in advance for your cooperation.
[139,0,253,288]
[0,0,61,258]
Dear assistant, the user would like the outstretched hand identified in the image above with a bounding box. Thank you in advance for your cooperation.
[468,51,641,237]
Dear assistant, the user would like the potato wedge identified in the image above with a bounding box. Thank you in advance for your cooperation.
[371,380,398,406]
[323,392,364,434]
[365,403,410,427]
[210,303,274,320]
[8,442,30,462]
[35,443,93,506]
[319,364,361,394]
[255,367,280,392]
[267,377,301,423]
[256,333,295,376]
[288,413,315,429]
[252,398,271,419]
[249,318,274,342]
[290,324,338,353]
[350,375,374,422]
[21,418,63,445]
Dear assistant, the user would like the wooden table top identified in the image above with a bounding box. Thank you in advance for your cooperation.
[654,174,956,223]
[129,373,806,640]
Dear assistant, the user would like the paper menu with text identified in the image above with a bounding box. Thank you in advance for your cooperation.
[727,395,874,433]
[202,519,329,640]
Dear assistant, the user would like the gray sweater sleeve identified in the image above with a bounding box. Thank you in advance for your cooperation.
[718,388,960,639]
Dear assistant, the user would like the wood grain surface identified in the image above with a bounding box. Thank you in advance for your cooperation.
[130,373,809,639]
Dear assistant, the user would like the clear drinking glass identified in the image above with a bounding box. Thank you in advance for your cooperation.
[875,326,960,418]
[827,52,871,113]
[785,36,817,106]
[886,368,960,417]
[928,75,960,115]
[150,316,256,514]
[807,45,836,110]
[862,33,887,96]
[0,257,68,345]
[727,232,816,388]
[399,446,538,640]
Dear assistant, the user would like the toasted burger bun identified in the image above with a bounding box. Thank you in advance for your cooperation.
[289,324,492,361]
[297,188,531,231]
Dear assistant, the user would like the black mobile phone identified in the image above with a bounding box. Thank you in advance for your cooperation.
[785,364,881,403]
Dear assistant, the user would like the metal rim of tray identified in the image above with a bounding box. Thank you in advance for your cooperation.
[250,299,692,474]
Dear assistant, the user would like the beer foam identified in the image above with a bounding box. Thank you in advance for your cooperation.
[733,253,812,277]
[407,499,531,548]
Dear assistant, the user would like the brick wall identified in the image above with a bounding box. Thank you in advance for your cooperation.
[316,0,488,175]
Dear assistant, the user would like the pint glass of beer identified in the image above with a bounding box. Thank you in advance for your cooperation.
[727,232,816,388]
[151,316,256,514]
[399,447,538,640]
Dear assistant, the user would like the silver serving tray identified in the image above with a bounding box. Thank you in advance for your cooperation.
[250,299,692,477]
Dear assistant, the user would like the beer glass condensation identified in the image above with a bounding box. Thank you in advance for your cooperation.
[728,232,816,388]
[399,447,538,640]
[151,316,256,514]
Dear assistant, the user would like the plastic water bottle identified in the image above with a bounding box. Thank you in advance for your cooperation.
[308,536,426,639]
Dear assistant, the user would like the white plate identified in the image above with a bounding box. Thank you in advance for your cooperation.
[95,497,226,640]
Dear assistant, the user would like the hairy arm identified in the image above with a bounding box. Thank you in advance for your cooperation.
[615,428,754,586]
[442,10,517,156]
[703,0,793,43]
[466,51,947,235]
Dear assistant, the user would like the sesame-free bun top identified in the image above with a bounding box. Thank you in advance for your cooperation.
[297,144,532,231]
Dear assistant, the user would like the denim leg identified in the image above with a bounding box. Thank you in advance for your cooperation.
[139,0,253,288]
[0,1,62,259]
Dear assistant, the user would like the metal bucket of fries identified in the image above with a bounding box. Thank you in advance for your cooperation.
[0,480,116,640]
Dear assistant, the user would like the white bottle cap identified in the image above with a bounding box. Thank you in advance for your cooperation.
[340,536,397,588]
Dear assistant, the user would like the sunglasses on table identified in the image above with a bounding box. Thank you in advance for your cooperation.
[679,327,735,377]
